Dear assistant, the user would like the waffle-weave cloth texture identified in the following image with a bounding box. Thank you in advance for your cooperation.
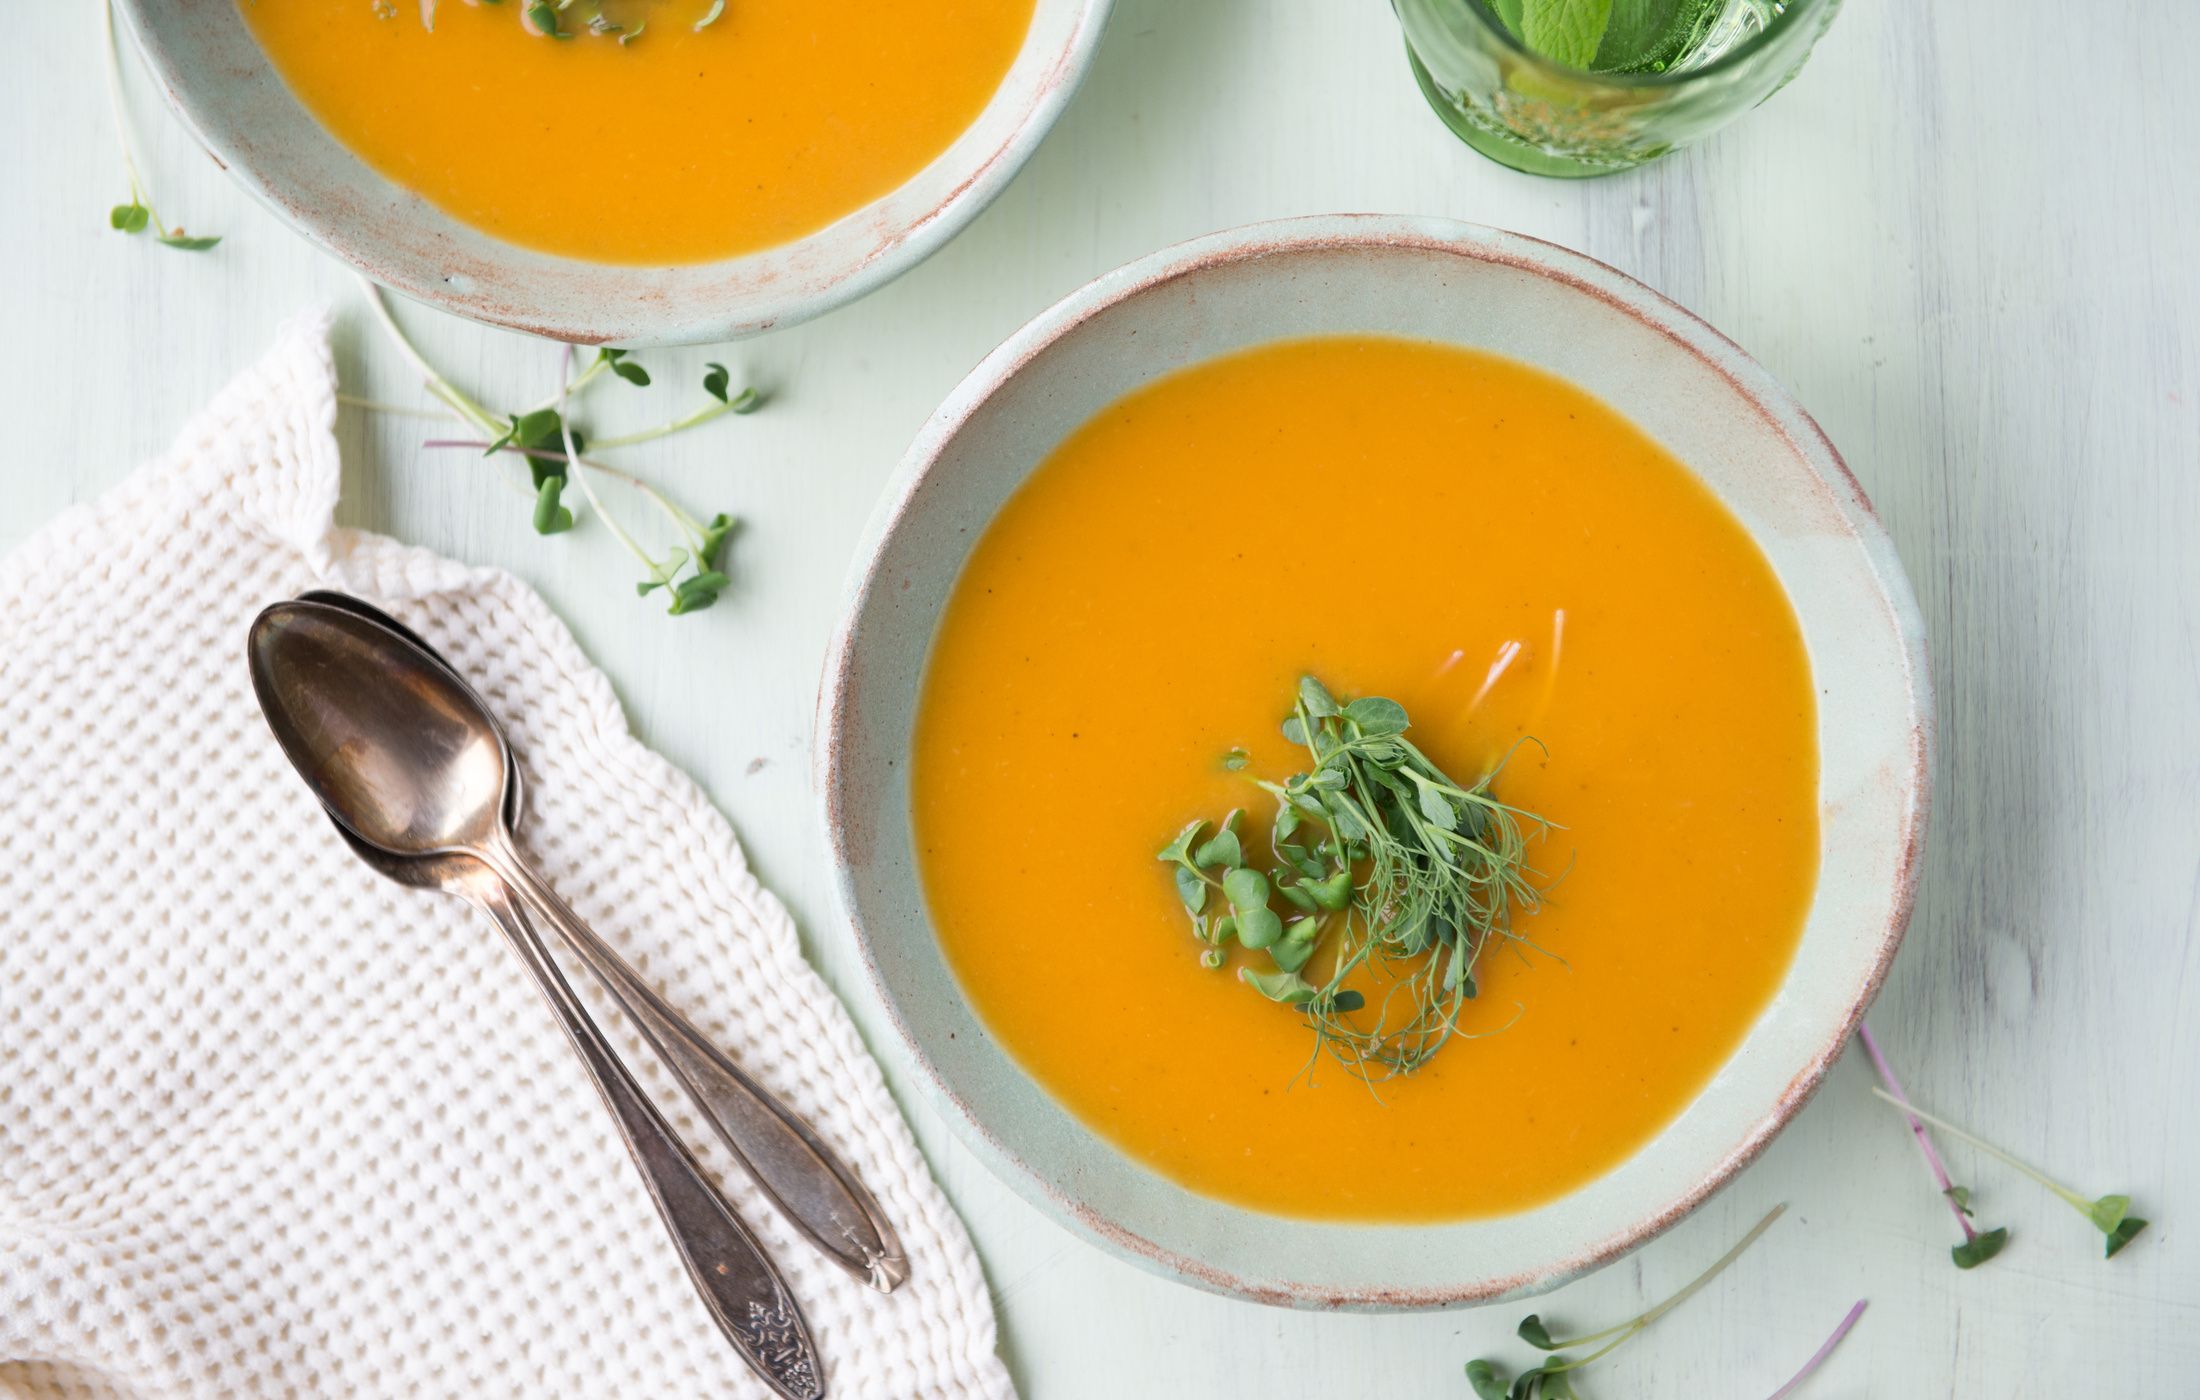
[0,314,1010,1400]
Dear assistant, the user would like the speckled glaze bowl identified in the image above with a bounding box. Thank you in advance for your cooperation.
[116,0,1111,346]
[818,216,1931,1308]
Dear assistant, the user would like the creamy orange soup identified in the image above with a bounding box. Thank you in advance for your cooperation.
[912,336,1820,1221]
[239,0,1036,264]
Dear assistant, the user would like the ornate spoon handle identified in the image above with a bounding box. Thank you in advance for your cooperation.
[487,840,906,1292]
[473,879,826,1400]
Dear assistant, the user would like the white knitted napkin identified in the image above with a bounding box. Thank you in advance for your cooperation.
[0,314,1010,1400]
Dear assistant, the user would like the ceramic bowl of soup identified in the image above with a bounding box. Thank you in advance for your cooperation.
[818,215,1930,1307]
[117,0,1110,344]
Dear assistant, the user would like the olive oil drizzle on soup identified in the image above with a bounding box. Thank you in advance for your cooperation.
[911,336,1821,1222]
[239,0,1036,265]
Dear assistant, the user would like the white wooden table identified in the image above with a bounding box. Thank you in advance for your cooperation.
[6,1,2195,1394]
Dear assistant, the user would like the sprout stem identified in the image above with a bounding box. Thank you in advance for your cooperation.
[1764,1299,1867,1400]
[1866,1088,2093,1215]
[1855,1022,1978,1242]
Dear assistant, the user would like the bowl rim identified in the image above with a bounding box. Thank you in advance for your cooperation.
[115,0,1114,346]
[817,213,1933,1308]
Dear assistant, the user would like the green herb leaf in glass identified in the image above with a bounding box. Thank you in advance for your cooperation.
[1519,0,1613,69]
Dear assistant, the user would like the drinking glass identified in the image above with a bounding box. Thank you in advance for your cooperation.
[1393,0,1840,178]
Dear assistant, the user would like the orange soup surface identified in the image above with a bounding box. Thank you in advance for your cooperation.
[239,0,1036,264]
[912,336,1821,1221]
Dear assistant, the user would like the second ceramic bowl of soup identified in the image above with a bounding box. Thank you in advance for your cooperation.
[119,0,1111,344]
[819,215,1931,1306]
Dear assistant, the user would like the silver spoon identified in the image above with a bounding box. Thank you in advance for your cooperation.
[248,599,826,1400]
[293,591,906,1292]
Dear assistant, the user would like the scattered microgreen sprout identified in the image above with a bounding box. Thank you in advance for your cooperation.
[1160,676,1552,1081]
[695,0,727,31]
[1764,1298,1867,1400]
[1867,1088,2149,1258]
[1467,1204,1786,1399]
[1855,1022,2008,1269]
[351,278,758,617]
[102,0,220,252]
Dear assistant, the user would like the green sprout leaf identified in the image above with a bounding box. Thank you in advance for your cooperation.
[666,570,730,615]
[1297,674,1338,718]
[155,231,221,251]
[1951,1227,2008,1270]
[1466,1359,1510,1400]
[1270,917,1321,973]
[694,0,725,30]
[110,201,149,233]
[1310,869,1353,911]
[1944,1185,1973,1217]
[1158,820,1208,865]
[1192,828,1242,870]
[698,512,737,570]
[2105,1216,2149,1258]
[1527,1365,1578,1400]
[1241,967,1315,1005]
[601,347,651,386]
[1343,695,1409,737]
[702,362,731,403]
[1517,1316,1558,1351]
[1174,864,1208,915]
[1222,866,1269,913]
[1236,906,1283,951]
[531,475,574,535]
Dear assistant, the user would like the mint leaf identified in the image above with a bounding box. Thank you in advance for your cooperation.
[1520,0,1612,68]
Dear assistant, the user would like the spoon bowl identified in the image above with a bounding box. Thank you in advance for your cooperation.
[295,591,526,832]
[247,601,511,858]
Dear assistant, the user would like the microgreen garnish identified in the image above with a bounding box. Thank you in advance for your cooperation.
[1467,1204,1786,1398]
[525,1,570,39]
[601,347,651,386]
[1867,1087,2149,1258]
[532,476,574,534]
[1159,675,1552,1080]
[102,0,220,252]
[352,279,759,617]
[1854,1022,2008,1268]
[1764,1298,1867,1400]
[694,0,727,31]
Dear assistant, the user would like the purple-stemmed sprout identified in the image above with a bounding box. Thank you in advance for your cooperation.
[1764,1299,1867,1400]
[1867,1088,2149,1259]
[351,279,755,616]
[1855,1021,2008,1269]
